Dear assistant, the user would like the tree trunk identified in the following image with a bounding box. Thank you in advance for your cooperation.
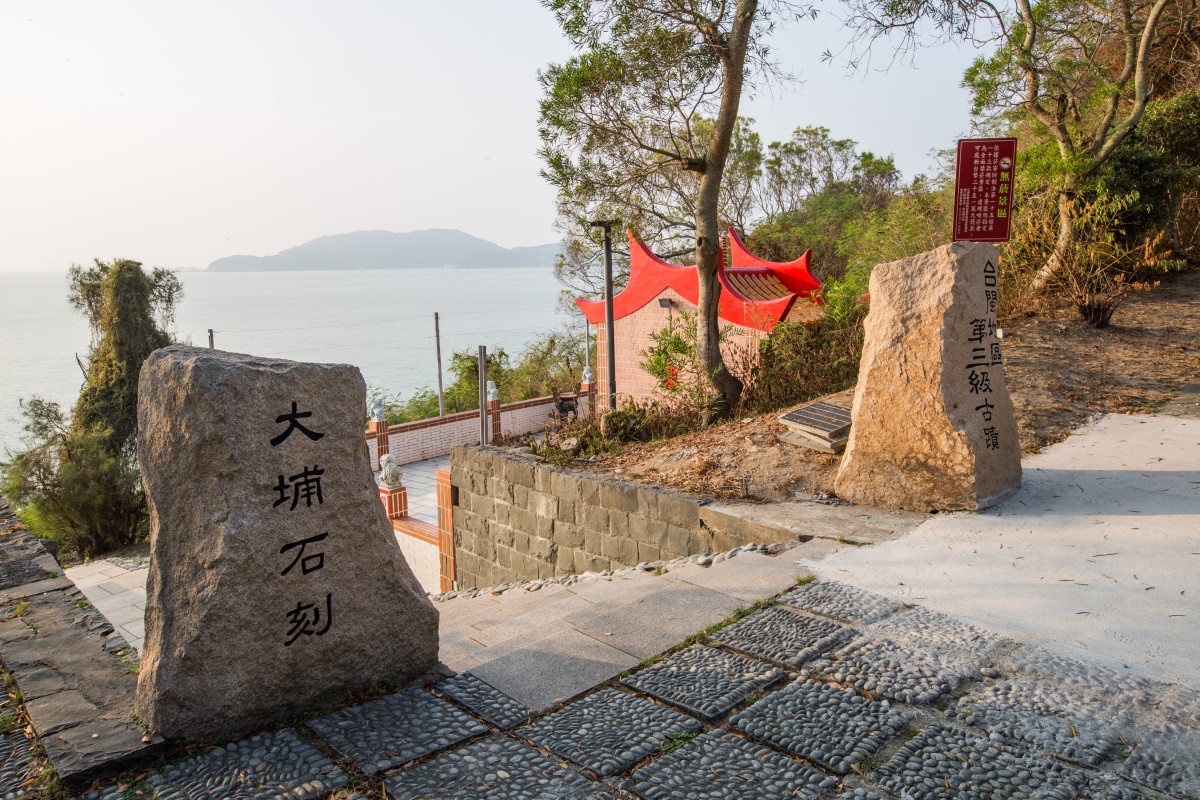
[694,0,757,421]
[1029,188,1076,292]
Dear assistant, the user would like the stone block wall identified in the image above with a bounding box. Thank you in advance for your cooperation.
[450,446,748,589]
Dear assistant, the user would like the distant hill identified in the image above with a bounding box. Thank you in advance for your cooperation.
[207,229,560,271]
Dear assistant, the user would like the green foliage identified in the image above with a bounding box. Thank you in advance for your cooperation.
[838,179,955,275]
[640,311,700,392]
[1050,189,1177,326]
[749,185,864,280]
[1,260,177,557]
[2,400,147,556]
[374,326,589,425]
[742,312,866,414]
[69,260,181,455]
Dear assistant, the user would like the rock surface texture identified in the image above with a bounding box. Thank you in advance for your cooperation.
[835,242,1020,511]
[134,346,437,742]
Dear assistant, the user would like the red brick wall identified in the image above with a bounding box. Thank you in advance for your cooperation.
[596,289,766,408]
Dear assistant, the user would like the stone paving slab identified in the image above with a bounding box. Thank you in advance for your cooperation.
[307,687,487,776]
[139,728,347,800]
[0,526,160,789]
[517,688,701,778]
[435,673,532,729]
[621,644,783,721]
[710,604,853,667]
[779,580,903,625]
[563,584,743,660]
[659,552,803,602]
[731,678,905,774]
[625,729,836,800]
[384,734,626,799]
[467,628,640,712]
[872,723,1087,800]
[467,594,595,649]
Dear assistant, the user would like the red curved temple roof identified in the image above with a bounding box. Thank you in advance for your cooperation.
[575,229,822,332]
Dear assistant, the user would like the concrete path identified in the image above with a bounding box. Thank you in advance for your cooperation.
[814,413,1200,688]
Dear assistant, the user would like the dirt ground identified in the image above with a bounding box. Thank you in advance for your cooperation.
[572,267,1200,502]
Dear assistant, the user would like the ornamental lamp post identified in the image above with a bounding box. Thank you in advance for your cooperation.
[589,220,618,411]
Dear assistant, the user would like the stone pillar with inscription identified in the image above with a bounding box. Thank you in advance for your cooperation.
[834,242,1021,511]
[134,346,438,742]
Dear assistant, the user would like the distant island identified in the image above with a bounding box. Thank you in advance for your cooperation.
[207,229,560,271]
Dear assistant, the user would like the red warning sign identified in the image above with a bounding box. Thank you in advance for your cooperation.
[953,138,1018,242]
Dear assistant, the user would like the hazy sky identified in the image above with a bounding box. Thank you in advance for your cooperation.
[0,1,984,273]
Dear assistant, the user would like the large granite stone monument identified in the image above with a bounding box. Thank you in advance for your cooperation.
[134,346,438,742]
[834,242,1021,511]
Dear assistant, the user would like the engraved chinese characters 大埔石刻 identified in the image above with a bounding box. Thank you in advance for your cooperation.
[270,403,334,646]
[134,346,440,744]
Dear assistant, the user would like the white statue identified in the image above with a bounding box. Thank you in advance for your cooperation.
[372,398,386,423]
[379,453,403,488]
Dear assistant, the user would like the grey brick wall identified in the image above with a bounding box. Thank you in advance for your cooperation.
[450,445,738,589]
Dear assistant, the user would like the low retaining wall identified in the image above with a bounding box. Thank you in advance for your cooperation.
[449,446,788,589]
[367,394,593,468]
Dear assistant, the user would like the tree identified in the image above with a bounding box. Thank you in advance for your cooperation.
[69,259,182,454]
[1,259,181,556]
[539,0,811,417]
[843,0,1176,290]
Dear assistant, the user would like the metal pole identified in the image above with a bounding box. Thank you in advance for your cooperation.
[590,220,618,411]
[434,313,445,416]
[477,345,488,446]
[207,329,214,349]
[584,318,590,371]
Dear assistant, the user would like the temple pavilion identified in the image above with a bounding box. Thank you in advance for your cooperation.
[576,228,823,407]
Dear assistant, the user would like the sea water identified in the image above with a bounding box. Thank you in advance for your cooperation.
[0,267,566,453]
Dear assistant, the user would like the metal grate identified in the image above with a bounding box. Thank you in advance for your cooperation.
[778,401,852,439]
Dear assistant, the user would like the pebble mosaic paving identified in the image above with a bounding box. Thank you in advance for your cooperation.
[621,644,783,720]
[384,735,625,800]
[997,647,1162,730]
[517,688,701,778]
[436,673,533,729]
[779,580,902,624]
[810,635,983,704]
[1082,775,1163,800]
[22,565,1200,800]
[731,678,905,774]
[866,607,1013,661]
[307,687,487,776]
[626,730,836,800]
[952,681,1124,766]
[872,723,1087,800]
[710,605,852,667]
[0,731,41,800]
[1117,732,1200,800]
[139,728,348,800]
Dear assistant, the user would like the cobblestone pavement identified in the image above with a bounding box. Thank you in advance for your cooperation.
[47,576,1199,800]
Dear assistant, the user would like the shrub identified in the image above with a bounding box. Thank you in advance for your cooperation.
[2,400,146,555]
[1,259,179,557]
